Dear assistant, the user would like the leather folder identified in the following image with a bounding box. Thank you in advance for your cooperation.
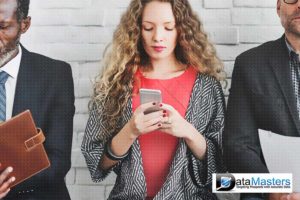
[0,110,50,187]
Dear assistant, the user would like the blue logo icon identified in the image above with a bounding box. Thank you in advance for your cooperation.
[216,174,236,191]
[221,177,231,188]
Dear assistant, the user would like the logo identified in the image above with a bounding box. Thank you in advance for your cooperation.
[213,173,293,193]
[216,174,235,191]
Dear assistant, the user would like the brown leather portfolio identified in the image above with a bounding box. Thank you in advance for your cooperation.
[0,110,50,187]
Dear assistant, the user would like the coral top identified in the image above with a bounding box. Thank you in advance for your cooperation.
[132,67,197,198]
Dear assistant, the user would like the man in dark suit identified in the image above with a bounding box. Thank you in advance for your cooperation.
[224,0,300,200]
[0,0,74,199]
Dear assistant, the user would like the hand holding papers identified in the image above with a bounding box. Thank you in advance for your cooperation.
[259,129,300,192]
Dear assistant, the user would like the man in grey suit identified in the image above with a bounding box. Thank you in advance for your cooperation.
[224,0,300,200]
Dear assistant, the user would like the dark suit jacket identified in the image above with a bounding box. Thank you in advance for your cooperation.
[223,35,300,198]
[4,46,75,200]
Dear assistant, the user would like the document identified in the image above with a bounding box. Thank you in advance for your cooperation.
[259,129,300,192]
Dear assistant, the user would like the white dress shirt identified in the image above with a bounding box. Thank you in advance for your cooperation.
[0,46,22,120]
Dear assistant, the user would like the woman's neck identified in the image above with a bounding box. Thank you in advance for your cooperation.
[142,55,186,79]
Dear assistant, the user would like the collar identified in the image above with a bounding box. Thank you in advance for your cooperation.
[0,45,22,79]
[285,37,295,54]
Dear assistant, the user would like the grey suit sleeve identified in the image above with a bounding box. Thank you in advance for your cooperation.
[223,56,268,173]
[188,80,225,187]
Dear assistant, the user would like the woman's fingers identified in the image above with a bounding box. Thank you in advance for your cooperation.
[144,116,164,127]
[159,122,172,129]
[137,102,159,113]
[143,110,164,122]
[143,123,162,133]
[132,102,181,135]
[160,103,175,113]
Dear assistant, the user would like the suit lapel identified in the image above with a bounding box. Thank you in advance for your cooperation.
[269,35,300,135]
[12,45,32,116]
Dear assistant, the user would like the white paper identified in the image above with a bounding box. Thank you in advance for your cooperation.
[258,129,300,192]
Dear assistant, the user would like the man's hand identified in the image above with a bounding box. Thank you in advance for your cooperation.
[269,193,300,200]
[280,193,300,200]
[0,164,15,199]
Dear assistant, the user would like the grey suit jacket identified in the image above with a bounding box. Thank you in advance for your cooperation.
[224,35,300,173]
[82,73,225,200]
[224,35,300,199]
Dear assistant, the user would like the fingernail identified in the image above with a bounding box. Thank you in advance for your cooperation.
[11,177,15,182]
[152,102,156,105]
[158,123,161,127]
[8,167,13,172]
[163,110,167,113]
[159,103,163,107]
[163,114,166,117]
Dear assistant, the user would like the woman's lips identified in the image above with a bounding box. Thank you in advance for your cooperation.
[152,46,166,52]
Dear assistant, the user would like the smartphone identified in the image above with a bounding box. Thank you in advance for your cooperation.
[139,88,162,114]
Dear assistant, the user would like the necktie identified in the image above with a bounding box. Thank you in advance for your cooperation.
[290,51,300,119]
[0,71,9,122]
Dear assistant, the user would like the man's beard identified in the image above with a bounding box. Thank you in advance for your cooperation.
[285,11,300,38]
[0,36,21,68]
[287,23,300,38]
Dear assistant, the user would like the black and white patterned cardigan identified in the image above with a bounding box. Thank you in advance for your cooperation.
[81,74,225,200]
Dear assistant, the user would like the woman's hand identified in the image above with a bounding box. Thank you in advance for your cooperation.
[159,103,207,159]
[101,102,165,170]
[0,164,15,199]
[159,103,194,138]
[128,102,165,138]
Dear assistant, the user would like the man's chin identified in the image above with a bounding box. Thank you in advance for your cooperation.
[287,23,300,37]
[0,47,19,67]
[0,49,7,56]
[0,48,14,56]
[291,30,300,38]
[285,27,300,39]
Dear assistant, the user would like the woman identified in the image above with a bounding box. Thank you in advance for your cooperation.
[81,0,225,199]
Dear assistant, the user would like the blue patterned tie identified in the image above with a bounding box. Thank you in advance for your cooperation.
[0,71,9,122]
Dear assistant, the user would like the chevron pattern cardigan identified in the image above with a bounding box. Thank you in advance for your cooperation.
[81,74,225,200]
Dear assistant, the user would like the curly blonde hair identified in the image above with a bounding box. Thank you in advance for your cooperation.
[91,0,224,133]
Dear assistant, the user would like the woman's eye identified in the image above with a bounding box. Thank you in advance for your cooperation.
[143,27,153,31]
[165,27,174,31]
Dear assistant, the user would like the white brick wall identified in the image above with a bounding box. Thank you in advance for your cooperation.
[204,0,232,9]
[232,8,279,25]
[233,0,275,8]
[20,0,283,199]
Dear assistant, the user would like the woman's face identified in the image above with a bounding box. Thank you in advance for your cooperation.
[141,1,178,62]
